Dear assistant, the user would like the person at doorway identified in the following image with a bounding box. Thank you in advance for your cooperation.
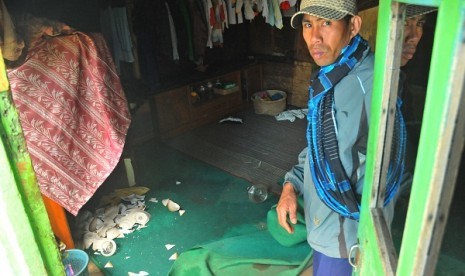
[401,6,435,67]
[401,5,437,175]
[274,1,435,275]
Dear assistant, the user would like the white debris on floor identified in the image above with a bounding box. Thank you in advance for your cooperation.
[128,271,149,276]
[169,252,178,260]
[74,187,151,257]
[74,186,187,269]
[104,262,113,268]
[165,244,175,250]
[161,198,181,212]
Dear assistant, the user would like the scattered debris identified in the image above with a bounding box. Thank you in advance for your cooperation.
[128,271,149,276]
[148,198,158,203]
[219,116,243,124]
[99,187,150,206]
[179,210,186,216]
[162,198,181,212]
[175,181,181,185]
[74,187,151,257]
[165,244,175,250]
[169,252,178,260]
[104,262,113,268]
[122,194,146,205]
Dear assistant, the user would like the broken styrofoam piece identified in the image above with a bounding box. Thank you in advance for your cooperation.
[165,244,175,250]
[88,217,104,232]
[179,210,186,216]
[106,227,124,240]
[94,208,106,218]
[83,232,101,249]
[117,216,137,230]
[128,272,149,276]
[83,231,117,257]
[167,201,180,212]
[103,206,119,220]
[92,238,117,257]
[136,225,147,231]
[118,203,128,214]
[74,187,153,257]
[169,252,178,260]
[126,206,148,213]
[130,211,151,226]
[125,201,146,210]
[119,228,135,235]
[148,197,158,203]
[121,194,145,205]
[121,203,146,215]
[162,198,181,212]
[97,222,117,238]
[175,181,181,185]
[104,262,113,268]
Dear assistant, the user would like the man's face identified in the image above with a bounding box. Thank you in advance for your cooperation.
[301,14,356,66]
[401,15,426,66]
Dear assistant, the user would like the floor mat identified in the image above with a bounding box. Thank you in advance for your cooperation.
[166,107,308,188]
[85,141,283,275]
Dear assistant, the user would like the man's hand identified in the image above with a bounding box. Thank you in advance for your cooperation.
[276,182,298,234]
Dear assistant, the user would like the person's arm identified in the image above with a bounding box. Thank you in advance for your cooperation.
[276,148,307,234]
[283,147,306,192]
[276,182,298,234]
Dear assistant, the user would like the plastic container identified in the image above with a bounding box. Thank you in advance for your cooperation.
[62,249,89,276]
[251,90,287,116]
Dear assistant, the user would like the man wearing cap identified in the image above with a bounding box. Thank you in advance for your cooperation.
[274,0,435,274]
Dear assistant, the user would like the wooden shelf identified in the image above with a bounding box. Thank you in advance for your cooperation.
[150,69,249,139]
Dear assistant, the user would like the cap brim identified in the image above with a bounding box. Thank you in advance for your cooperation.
[290,6,349,28]
[406,5,437,18]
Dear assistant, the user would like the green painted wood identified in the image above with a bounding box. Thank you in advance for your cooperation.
[0,57,64,274]
[397,0,465,275]
[358,0,464,275]
[0,121,48,275]
[397,0,440,7]
[356,0,404,274]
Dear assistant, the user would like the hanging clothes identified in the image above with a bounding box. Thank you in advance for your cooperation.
[171,0,194,61]
[271,0,283,29]
[165,2,180,60]
[189,0,209,62]
[226,0,243,25]
[132,0,162,91]
[100,6,135,72]
[210,0,227,46]
[243,0,255,20]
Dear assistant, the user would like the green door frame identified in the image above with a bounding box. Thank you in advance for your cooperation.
[356,0,465,275]
[0,51,64,275]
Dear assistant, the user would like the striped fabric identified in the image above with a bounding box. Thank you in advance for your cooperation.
[8,32,131,215]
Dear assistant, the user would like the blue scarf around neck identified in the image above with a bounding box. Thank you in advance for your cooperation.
[306,35,407,221]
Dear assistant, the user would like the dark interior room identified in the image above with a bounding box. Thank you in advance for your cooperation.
[1,0,464,275]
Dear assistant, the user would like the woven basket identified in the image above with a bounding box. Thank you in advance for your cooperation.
[251,90,287,116]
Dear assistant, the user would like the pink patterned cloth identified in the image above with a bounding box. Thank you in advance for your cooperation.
[8,32,131,215]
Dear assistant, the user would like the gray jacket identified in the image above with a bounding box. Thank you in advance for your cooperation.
[284,49,399,258]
